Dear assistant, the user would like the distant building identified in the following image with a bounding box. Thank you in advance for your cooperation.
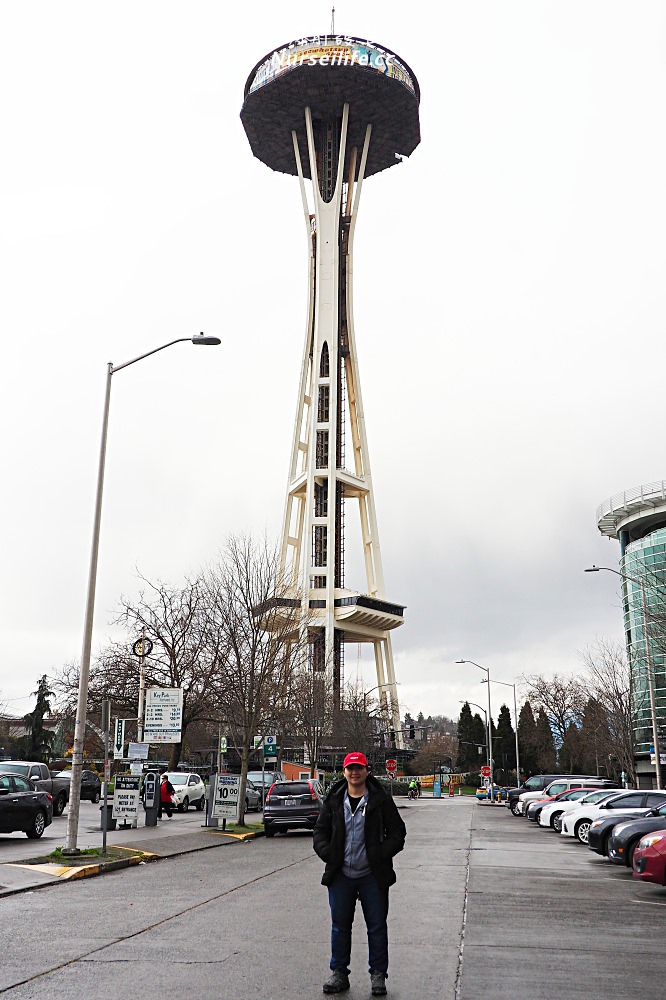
[597,481,666,786]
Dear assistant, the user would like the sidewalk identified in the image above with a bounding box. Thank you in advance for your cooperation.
[0,815,258,898]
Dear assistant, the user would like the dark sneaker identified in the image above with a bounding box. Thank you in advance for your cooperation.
[371,972,387,996]
[323,970,350,993]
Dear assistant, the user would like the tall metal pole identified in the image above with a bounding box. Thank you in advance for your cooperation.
[585,566,662,789]
[485,678,521,787]
[64,363,113,855]
[63,334,220,854]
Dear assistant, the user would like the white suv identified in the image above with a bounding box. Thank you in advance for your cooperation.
[163,772,206,811]
[560,790,666,844]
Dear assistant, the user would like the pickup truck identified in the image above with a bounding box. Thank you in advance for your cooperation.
[0,761,70,816]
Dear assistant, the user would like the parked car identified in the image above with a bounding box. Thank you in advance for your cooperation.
[587,809,653,857]
[54,768,102,804]
[516,777,618,817]
[633,828,666,885]
[505,774,611,816]
[247,771,287,804]
[245,779,262,812]
[0,761,70,816]
[0,772,54,838]
[607,803,666,867]
[525,786,599,824]
[162,772,206,811]
[560,790,666,844]
[263,779,324,837]
[539,788,622,831]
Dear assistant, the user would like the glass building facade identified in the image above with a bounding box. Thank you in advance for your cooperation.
[621,529,666,761]
[597,481,666,787]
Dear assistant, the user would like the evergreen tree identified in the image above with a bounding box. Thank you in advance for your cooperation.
[517,700,539,775]
[535,708,557,772]
[494,704,516,777]
[22,675,55,761]
[457,703,478,770]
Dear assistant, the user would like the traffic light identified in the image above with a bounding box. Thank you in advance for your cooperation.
[390,730,396,747]
[409,725,415,740]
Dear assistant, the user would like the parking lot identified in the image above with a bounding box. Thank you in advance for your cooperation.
[1,793,665,998]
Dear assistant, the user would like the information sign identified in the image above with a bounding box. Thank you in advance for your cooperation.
[128,742,150,759]
[212,774,240,823]
[113,718,125,760]
[144,687,183,743]
[264,734,277,759]
[220,736,228,754]
[112,775,141,821]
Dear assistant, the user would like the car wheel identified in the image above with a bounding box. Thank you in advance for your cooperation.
[53,792,67,817]
[26,810,46,839]
[627,839,639,868]
[196,797,205,811]
[550,811,563,829]
[575,819,592,844]
[265,827,275,838]
[92,791,100,804]
[510,801,521,816]
[179,797,189,813]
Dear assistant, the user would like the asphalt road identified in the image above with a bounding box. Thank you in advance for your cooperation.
[2,796,665,999]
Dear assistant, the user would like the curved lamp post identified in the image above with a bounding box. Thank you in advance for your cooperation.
[456,659,495,801]
[585,564,662,789]
[64,334,221,853]
[482,677,521,787]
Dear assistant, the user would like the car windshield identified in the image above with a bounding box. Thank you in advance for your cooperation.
[165,774,187,785]
[0,763,29,775]
[581,789,616,804]
[271,783,311,796]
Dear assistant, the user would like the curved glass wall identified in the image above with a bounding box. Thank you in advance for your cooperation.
[621,527,666,759]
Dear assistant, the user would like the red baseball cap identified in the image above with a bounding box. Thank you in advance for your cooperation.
[343,752,368,768]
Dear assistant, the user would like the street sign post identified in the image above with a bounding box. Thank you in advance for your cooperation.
[385,759,397,773]
[481,765,492,778]
[264,734,277,759]
[113,718,125,760]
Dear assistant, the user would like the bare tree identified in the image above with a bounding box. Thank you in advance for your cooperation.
[521,673,588,750]
[54,573,219,768]
[580,637,635,785]
[203,535,308,825]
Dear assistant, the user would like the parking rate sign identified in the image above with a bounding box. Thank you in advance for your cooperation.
[212,774,240,823]
[144,687,183,743]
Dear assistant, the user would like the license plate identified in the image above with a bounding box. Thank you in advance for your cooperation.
[285,798,296,806]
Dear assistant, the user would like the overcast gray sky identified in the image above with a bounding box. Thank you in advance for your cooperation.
[1,2,664,728]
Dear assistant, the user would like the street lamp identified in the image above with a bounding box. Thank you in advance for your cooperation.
[63,333,221,854]
[585,565,662,789]
[481,678,521,788]
[456,660,495,802]
[363,682,396,713]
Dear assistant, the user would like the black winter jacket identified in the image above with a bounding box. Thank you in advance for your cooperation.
[313,775,406,888]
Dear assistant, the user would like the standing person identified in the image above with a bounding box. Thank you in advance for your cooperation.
[313,751,406,996]
[158,773,175,819]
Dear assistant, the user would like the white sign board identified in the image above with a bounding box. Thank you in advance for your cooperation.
[212,774,240,823]
[144,687,183,743]
[112,775,141,821]
[128,742,150,759]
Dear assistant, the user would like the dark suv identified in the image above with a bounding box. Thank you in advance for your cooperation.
[263,779,324,837]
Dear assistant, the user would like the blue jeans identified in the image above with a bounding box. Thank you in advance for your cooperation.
[327,871,389,976]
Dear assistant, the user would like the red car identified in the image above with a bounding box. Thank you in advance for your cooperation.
[632,827,666,885]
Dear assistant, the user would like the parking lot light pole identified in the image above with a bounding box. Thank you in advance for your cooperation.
[456,660,495,802]
[585,565,662,789]
[63,334,221,855]
[482,678,521,787]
